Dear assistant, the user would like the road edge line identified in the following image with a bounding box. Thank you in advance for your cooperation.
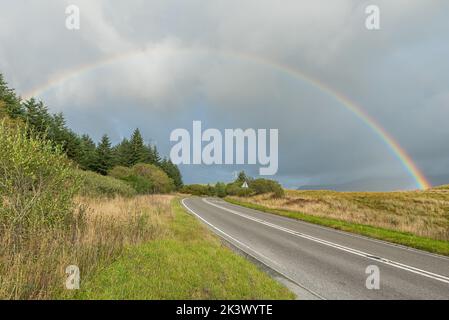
[181,197,326,300]
[204,198,449,285]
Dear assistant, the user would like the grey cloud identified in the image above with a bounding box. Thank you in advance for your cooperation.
[1,0,448,189]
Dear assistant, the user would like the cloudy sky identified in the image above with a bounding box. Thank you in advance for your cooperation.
[1,0,448,190]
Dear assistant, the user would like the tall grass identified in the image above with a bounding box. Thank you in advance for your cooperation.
[0,120,175,299]
[0,195,174,299]
[76,200,294,300]
[230,188,449,241]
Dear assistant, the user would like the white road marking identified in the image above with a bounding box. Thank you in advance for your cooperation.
[203,198,449,285]
[181,198,326,300]
[221,199,449,262]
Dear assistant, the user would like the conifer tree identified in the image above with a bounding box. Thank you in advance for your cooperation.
[147,144,161,165]
[113,138,133,167]
[236,171,248,184]
[160,158,183,189]
[95,134,113,175]
[0,73,23,118]
[79,134,97,171]
[22,98,52,135]
[129,128,147,166]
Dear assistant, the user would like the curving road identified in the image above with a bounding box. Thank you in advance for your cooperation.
[182,197,449,300]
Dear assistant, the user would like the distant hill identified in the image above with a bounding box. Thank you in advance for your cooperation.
[297,184,340,191]
[298,175,449,192]
[432,184,449,190]
[297,176,415,192]
[429,174,449,188]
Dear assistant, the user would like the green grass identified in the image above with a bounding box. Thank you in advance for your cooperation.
[74,199,294,300]
[226,198,449,256]
[77,169,137,198]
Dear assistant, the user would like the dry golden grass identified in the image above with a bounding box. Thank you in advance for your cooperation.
[0,195,174,299]
[77,200,294,300]
[231,188,449,241]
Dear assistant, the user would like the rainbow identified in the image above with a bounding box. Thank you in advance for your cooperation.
[22,46,431,190]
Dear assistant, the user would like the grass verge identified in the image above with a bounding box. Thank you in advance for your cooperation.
[1,195,174,299]
[226,197,449,256]
[73,198,294,300]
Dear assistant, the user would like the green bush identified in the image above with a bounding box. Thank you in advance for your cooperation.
[108,166,133,179]
[225,183,251,197]
[180,179,284,198]
[109,163,174,194]
[132,163,175,194]
[179,184,215,196]
[77,170,137,198]
[109,166,153,194]
[215,182,227,198]
[249,178,285,198]
[0,121,79,229]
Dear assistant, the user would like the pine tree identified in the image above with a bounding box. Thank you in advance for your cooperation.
[0,73,23,118]
[63,130,82,161]
[129,128,147,166]
[79,134,97,171]
[237,171,247,183]
[160,158,183,189]
[42,112,82,162]
[146,144,156,164]
[22,98,52,135]
[48,113,67,147]
[147,144,161,165]
[113,138,132,167]
[95,134,113,175]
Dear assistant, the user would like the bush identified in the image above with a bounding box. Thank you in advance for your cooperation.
[109,166,153,194]
[0,121,79,229]
[77,170,137,198]
[109,163,174,194]
[249,178,285,198]
[108,165,133,180]
[215,182,227,198]
[225,183,251,197]
[132,163,175,194]
[180,184,215,196]
[175,172,285,199]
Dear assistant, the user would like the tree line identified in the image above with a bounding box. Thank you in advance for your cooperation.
[0,73,183,189]
[180,171,284,198]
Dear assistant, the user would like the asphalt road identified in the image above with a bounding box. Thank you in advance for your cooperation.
[182,197,449,300]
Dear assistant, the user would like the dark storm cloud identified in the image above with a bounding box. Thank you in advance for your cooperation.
[1,0,448,190]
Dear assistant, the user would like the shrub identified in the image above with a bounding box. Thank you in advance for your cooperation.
[0,121,79,230]
[225,183,251,197]
[249,178,285,198]
[215,182,227,198]
[108,165,133,179]
[179,184,215,196]
[77,170,137,198]
[132,163,175,194]
[109,163,175,194]
[109,165,153,194]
